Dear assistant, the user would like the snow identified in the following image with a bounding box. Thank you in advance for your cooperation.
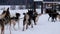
[0,9,60,34]
[34,0,43,1]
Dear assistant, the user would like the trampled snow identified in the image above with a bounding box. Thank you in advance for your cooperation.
[0,9,60,34]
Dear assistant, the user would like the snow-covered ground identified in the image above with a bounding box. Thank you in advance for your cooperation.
[0,9,60,34]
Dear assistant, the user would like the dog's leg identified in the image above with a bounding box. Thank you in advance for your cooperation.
[51,18,53,22]
[35,16,38,22]
[31,23,33,28]
[55,17,57,21]
[35,16,39,25]
[23,25,25,31]
[1,20,5,34]
[53,15,57,22]
[58,15,60,21]
[13,22,17,31]
[51,17,55,22]
[22,21,25,31]
[59,17,60,21]
[48,17,50,21]
[1,26,4,34]
[31,20,33,28]
[18,20,20,29]
[26,24,28,30]
[9,21,11,34]
[34,18,36,25]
